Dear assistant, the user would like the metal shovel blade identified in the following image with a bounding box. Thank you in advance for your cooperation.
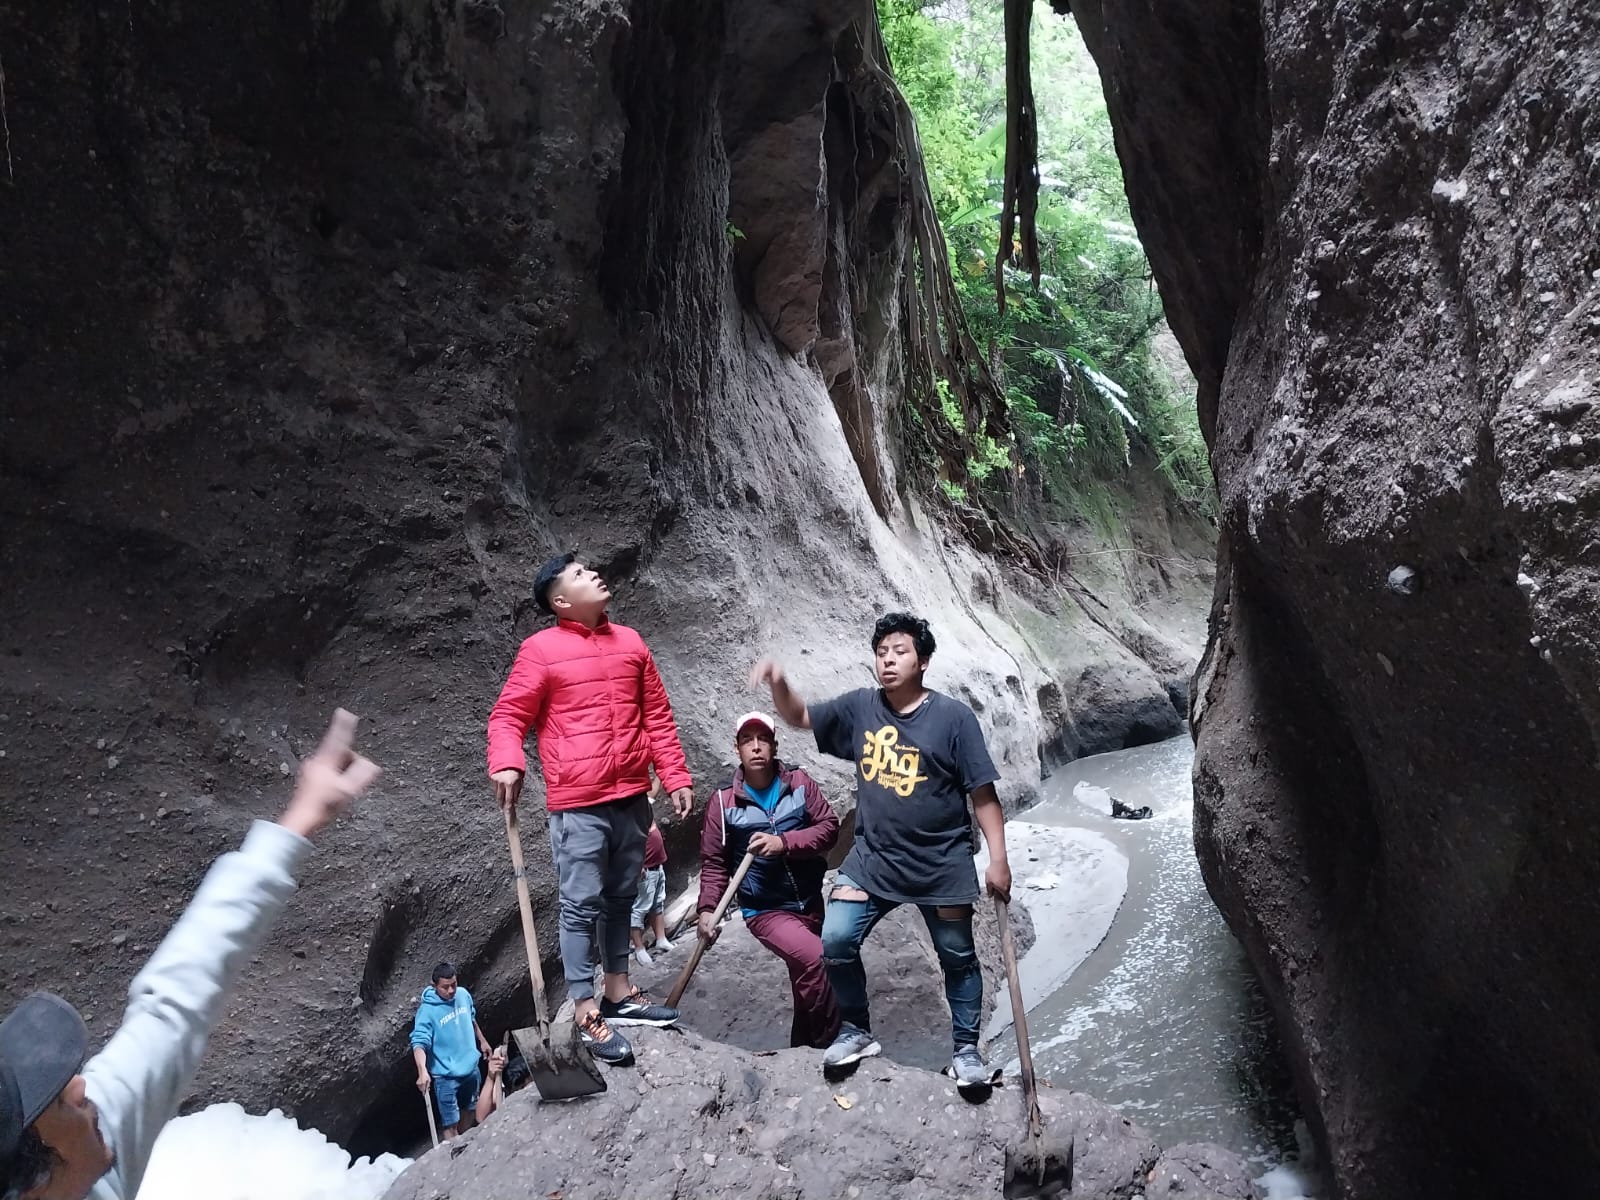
[1002,1130,1074,1199]
[508,1021,607,1102]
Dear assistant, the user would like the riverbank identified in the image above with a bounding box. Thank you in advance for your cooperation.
[995,736,1320,1197]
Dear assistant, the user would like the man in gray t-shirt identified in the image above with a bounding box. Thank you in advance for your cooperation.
[752,612,1011,1089]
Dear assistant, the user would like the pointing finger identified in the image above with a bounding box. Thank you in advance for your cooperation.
[317,708,360,764]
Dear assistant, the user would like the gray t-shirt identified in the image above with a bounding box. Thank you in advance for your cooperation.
[811,688,1000,906]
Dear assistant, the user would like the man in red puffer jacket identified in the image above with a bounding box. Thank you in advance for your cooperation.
[486,554,694,1066]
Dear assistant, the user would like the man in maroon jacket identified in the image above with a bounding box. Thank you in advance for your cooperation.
[697,713,841,1049]
[486,554,694,1066]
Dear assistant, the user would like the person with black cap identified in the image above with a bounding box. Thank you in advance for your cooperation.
[0,709,380,1200]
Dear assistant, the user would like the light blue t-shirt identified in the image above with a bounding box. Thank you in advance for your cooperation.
[740,777,786,919]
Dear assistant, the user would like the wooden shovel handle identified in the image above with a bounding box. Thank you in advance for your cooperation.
[423,1086,440,1149]
[666,850,758,1008]
[504,804,554,1038]
[995,893,1044,1140]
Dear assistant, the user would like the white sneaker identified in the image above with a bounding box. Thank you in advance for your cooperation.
[634,947,653,966]
[656,937,675,953]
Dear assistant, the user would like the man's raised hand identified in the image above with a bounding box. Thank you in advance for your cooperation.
[749,657,785,690]
[492,768,524,812]
[749,656,810,730]
[485,1048,507,1079]
[279,708,381,840]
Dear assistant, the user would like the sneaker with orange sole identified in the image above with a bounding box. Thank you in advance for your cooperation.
[578,1010,634,1065]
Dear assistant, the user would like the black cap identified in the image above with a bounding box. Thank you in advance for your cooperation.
[0,994,88,1169]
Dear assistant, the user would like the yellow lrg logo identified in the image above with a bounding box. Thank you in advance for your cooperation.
[860,726,929,797]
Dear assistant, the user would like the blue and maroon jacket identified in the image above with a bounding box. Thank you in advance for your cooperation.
[697,762,839,915]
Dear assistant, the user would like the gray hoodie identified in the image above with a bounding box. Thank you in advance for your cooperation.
[82,820,310,1200]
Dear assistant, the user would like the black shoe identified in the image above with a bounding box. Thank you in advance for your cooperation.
[578,1010,634,1065]
[599,986,680,1027]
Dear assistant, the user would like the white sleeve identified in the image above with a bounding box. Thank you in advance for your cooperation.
[83,820,310,1200]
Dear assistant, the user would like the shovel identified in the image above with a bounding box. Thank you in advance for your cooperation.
[994,893,1074,1199]
[502,803,608,1101]
[422,1083,440,1150]
[665,849,757,1008]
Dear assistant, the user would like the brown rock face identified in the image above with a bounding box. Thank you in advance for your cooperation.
[1065,0,1600,1194]
[1,0,1207,1160]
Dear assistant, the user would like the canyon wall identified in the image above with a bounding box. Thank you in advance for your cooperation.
[1065,0,1600,1193]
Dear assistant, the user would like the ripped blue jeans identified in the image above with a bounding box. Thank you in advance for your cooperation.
[819,872,981,1050]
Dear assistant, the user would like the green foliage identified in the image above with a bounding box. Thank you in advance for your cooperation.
[877,1,991,224]
[878,0,1215,524]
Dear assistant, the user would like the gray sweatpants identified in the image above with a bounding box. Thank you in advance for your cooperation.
[549,793,651,1001]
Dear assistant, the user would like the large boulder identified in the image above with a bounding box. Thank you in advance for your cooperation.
[1145,1143,1262,1200]
[382,1028,1221,1200]
[1062,0,1600,1194]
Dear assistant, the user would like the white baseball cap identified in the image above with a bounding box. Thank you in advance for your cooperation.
[734,711,777,737]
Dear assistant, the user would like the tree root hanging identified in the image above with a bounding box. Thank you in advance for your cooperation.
[996,0,1042,313]
[856,15,1013,474]
[1,44,12,183]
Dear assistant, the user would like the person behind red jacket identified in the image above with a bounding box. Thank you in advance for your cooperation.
[486,553,694,1066]
[697,712,841,1049]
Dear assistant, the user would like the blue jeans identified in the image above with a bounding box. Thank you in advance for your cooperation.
[819,873,981,1050]
[432,1070,480,1127]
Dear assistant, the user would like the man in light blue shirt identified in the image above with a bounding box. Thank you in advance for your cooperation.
[410,963,493,1138]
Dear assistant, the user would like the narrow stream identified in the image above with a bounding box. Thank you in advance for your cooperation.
[1012,735,1318,1193]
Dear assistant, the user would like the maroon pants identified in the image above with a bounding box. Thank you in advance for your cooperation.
[745,907,841,1049]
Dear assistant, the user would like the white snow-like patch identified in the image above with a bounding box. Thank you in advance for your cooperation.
[1258,1160,1321,1198]
[140,1104,410,1200]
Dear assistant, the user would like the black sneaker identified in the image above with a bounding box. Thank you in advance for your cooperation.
[599,986,680,1027]
[578,1010,634,1065]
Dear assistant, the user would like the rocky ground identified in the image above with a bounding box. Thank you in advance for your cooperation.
[382,1028,1259,1200]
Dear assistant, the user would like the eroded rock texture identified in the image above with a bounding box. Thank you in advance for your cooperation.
[0,0,1206,1156]
[1066,0,1600,1193]
[381,1027,1256,1200]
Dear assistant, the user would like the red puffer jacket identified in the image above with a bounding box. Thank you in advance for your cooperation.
[486,618,693,811]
